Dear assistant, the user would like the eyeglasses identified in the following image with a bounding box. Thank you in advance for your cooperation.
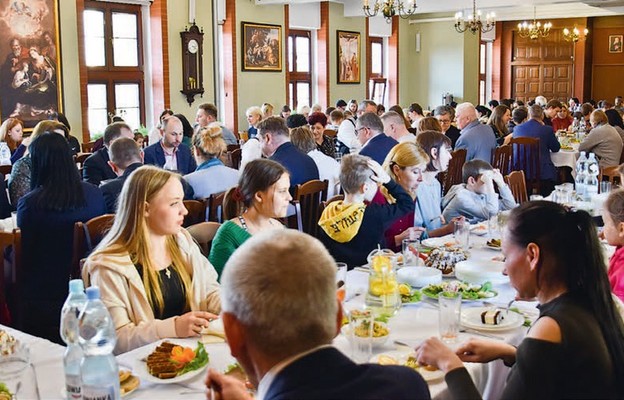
[355,126,368,134]
[438,119,452,124]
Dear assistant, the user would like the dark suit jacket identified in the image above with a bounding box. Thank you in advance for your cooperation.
[82,148,116,186]
[270,142,319,190]
[445,125,461,149]
[264,347,430,400]
[143,141,197,175]
[512,119,561,181]
[359,133,399,164]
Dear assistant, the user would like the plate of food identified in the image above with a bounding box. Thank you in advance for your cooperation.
[469,223,488,236]
[421,281,497,302]
[341,321,390,348]
[398,283,422,304]
[370,351,444,382]
[135,341,210,384]
[485,238,502,251]
[423,247,469,277]
[461,307,524,332]
[421,237,457,248]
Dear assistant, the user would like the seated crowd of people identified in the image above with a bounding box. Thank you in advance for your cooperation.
[2,95,624,399]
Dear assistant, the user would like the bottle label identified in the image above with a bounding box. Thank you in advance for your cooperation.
[82,385,116,400]
[66,375,82,400]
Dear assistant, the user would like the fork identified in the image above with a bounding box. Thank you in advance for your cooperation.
[505,300,515,316]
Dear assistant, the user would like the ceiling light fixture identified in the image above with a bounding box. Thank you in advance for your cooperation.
[563,26,589,43]
[362,0,418,23]
[454,0,495,35]
[517,7,552,40]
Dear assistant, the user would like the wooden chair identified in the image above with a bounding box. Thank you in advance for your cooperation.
[183,200,207,227]
[509,137,540,196]
[81,141,96,153]
[186,222,221,257]
[207,191,226,223]
[229,148,242,169]
[324,129,338,138]
[293,180,329,237]
[505,170,529,204]
[75,153,92,170]
[226,144,240,152]
[70,214,118,278]
[0,165,11,177]
[492,145,512,176]
[440,149,466,195]
[0,229,21,326]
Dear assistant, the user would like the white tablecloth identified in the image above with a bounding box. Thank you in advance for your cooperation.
[551,142,579,177]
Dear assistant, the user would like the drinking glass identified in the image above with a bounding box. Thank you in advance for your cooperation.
[238,131,249,142]
[453,220,470,250]
[600,181,612,194]
[336,262,348,302]
[0,343,33,399]
[402,238,420,267]
[348,308,373,363]
[438,292,461,343]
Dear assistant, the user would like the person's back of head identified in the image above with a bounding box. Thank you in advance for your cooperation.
[534,96,547,107]
[581,103,594,117]
[262,103,274,118]
[220,229,338,361]
[357,112,384,134]
[174,114,194,139]
[290,126,316,154]
[192,126,226,160]
[286,114,307,129]
[30,132,84,211]
[462,159,493,186]
[51,111,71,132]
[104,121,132,147]
[417,116,442,133]
[259,116,290,141]
[330,109,344,125]
[512,107,528,125]
[109,137,142,170]
[380,111,407,131]
[358,100,376,115]
[409,103,423,116]
[325,106,336,117]
[529,104,544,120]
[340,154,372,194]
[488,100,500,109]
[606,109,624,129]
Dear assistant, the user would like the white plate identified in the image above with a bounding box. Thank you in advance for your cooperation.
[397,267,442,288]
[484,243,502,251]
[469,223,488,236]
[134,341,209,385]
[461,307,524,331]
[455,260,508,285]
[421,236,457,248]
[370,351,445,382]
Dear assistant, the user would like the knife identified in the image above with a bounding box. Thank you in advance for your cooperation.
[460,328,504,340]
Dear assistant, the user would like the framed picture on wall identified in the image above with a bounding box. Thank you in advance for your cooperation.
[337,30,361,84]
[609,35,623,53]
[0,0,63,128]
[241,22,282,72]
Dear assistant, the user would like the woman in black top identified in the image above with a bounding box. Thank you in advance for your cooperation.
[487,105,512,146]
[415,201,624,399]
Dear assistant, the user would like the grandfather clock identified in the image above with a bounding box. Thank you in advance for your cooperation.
[180,22,204,105]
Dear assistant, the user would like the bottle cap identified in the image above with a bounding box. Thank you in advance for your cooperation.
[68,279,84,294]
[86,286,100,300]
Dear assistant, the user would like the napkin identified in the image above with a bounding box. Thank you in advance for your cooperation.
[200,318,226,344]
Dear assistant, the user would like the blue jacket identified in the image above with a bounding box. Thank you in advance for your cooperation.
[143,141,197,175]
[270,142,319,190]
[82,148,117,186]
[264,347,430,400]
[512,119,560,181]
[455,120,497,163]
[359,133,399,164]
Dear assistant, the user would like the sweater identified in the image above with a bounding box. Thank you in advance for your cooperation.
[609,246,624,302]
[578,123,624,168]
[441,183,516,223]
[83,229,221,354]
[208,220,252,278]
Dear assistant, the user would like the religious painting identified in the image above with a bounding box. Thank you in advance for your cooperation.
[609,35,623,54]
[337,30,360,84]
[0,0,62,128]
[241,22,282,72]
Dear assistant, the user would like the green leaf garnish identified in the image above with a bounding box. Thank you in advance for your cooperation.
[178,342,209,376]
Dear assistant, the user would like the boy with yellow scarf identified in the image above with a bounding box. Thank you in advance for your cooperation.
[318,154,413,268]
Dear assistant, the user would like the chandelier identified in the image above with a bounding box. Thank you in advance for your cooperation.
[454,0,495,34]
[362,0,418,23]
[517,7,552,40]
[563,26,589,43]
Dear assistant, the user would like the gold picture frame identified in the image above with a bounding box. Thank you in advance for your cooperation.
[337,30,361,84]
[242,22,282,72]
[609,35,623,53]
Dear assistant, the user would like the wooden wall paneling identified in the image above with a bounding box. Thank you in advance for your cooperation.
[223,0,238,133]
[318,2,330,107]
[490,21,502,102]
[500,22,514,100]
[387,16,399,105]
[591,17,624,101]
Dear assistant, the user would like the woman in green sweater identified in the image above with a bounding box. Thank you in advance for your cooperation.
[209,159,291,277]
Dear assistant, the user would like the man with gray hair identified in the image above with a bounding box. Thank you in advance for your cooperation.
[511,104,561,195]
[205,229,430,400]
[357,112,398,164]
[454,102,497,163]
[434,105,461,148]
[381,111,415,143]
[82,121,134,185]
[337,100,377,153]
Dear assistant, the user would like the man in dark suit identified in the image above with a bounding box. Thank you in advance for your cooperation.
[143,115,197,174]
[82,122,133,185]
[512,104,561,195]
[205,229,431,400]
[357,111,398,164]
[257,116,319,190]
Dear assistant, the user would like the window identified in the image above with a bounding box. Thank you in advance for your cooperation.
[288,30,311,110]
[368,37,386,106]
[83,1,144,136]
[478,39,493,106]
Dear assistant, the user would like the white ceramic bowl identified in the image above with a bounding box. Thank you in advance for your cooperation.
[397,267,442,288]
[454,259,508,285]
[341,322,390,348]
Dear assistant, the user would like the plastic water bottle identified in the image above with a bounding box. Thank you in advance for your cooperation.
[575,151,587,200]
[585,153,599,200]
[60,280,88,400]
[78,287,120,400]
[0,142,11,165]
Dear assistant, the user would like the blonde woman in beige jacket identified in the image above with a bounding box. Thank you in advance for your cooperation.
[83,166,221,354]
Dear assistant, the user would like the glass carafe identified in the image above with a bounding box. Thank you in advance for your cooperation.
[365,252,401,317]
